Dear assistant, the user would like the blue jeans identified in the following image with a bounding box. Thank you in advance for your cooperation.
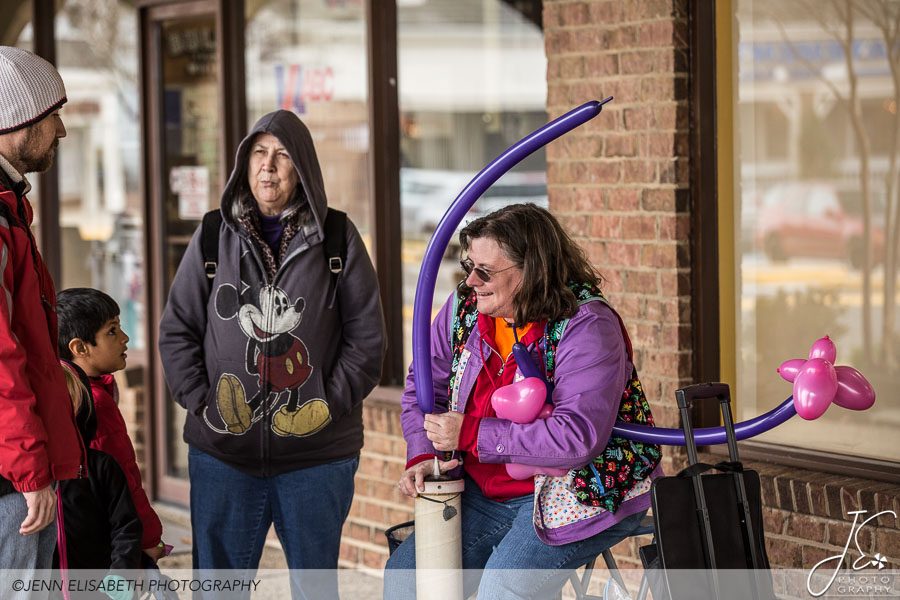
[383,481,647,599]
[0,491,58,600]
[188,446,358,599]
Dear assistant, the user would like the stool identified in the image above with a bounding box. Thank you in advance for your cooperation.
[566,515,655,600]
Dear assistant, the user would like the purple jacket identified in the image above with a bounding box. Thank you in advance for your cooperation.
[401,293,660,545]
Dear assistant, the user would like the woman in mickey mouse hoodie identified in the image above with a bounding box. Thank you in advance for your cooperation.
[159,110,385,595]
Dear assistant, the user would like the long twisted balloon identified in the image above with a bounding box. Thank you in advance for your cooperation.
[411,99,874,444]
[412,98,613,414]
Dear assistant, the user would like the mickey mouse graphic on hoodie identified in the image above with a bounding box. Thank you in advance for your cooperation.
[159,110,386,477]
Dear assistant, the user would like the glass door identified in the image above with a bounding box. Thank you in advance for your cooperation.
[142,0,233,504]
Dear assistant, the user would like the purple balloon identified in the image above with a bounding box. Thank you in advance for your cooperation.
[777,358,806,383]
[792,358,838,420]
[808,335,837,364]
[612,397,797,445]
[834,365,876,411]
[412,99,612,414]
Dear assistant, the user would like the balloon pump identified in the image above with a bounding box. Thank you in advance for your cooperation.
[414,457,464,600]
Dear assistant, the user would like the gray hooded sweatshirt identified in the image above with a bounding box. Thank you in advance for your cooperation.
[159,110,385,476]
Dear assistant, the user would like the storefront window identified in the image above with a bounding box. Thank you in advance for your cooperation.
[0,2,32,49]
[54,1,145,356]
[398,0,547,367]
[155,9,223,480]
[245,0,371,241]
[732,0,899,461]
[1,5,37,243]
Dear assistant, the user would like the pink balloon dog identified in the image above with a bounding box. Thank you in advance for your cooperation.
[491,378,568,479]
[776,335,876,420]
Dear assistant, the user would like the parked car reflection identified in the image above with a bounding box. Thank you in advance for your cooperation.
[756,182,884,268]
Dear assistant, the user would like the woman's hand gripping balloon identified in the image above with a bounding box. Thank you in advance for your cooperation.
[424,412,464,452]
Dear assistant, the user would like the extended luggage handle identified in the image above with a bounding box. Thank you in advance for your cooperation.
[674,382,765,586]
[675,383,741,465]
[675,382,730,409]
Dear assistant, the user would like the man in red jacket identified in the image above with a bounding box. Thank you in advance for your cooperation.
[0,46,83,578]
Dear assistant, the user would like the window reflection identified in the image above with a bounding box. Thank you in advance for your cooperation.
[0,2,32,49]
[4,6,37,243]
[53,1,145,354]
[398,0,547,368]
[734,0,899,461]
[245,0,371,241]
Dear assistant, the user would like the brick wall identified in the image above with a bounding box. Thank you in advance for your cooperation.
[543,0,693,571]
[749,461,900,573]
[341,393,412,572]
[544,0,692,471]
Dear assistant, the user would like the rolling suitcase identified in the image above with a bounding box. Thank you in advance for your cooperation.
[649,383,775,600]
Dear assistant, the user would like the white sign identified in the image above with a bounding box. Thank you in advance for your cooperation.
[170,166,209,220]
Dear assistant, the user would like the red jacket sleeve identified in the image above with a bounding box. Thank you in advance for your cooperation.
[90,377,163,548]
[0,219,50,492]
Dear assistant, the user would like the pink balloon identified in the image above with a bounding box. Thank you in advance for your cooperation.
[777,358,806,383]
[808,335,837,364]
[833,365,876,411]
[504,402,567,479]
[506,463,568,480]
[491,377,547,424]
[537,404,554,420]
[792,358,838,420]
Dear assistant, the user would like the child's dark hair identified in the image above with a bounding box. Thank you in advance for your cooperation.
[57,288,120,360]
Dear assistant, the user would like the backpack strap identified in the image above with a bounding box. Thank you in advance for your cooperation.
[201,209,223,284]
[323,208,348,276]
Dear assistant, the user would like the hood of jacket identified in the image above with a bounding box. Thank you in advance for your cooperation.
[220,110,328,239]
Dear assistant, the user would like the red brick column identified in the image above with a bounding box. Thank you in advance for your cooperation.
[341,394,413,571]
[544,0,691,472]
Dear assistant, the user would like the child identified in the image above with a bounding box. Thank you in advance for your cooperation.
[57,288,167,562]
[57,360,143,573]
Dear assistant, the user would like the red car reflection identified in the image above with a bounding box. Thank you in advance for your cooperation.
[757,183,884,268]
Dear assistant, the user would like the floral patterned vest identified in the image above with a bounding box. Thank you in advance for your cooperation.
[449,282,661,512]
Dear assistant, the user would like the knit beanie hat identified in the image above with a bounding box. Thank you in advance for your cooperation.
[0,46,67,135]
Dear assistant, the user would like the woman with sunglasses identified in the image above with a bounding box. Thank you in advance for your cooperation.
[384,203,662,599]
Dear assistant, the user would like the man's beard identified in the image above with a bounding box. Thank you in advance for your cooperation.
[15,131,58,174]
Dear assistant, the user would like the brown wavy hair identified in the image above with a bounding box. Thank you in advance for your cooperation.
[459,203,601,325]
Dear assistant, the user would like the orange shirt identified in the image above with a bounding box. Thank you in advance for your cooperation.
[491,319,532,362]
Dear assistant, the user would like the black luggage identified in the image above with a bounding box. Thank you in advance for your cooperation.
[648,383,775,600]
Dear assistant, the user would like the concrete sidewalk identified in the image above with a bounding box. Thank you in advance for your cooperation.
[152,503,384,599]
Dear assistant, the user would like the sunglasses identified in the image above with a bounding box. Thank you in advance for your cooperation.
[459,258,518,282]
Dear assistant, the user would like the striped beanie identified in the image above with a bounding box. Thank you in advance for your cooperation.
[0,46,67,135]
